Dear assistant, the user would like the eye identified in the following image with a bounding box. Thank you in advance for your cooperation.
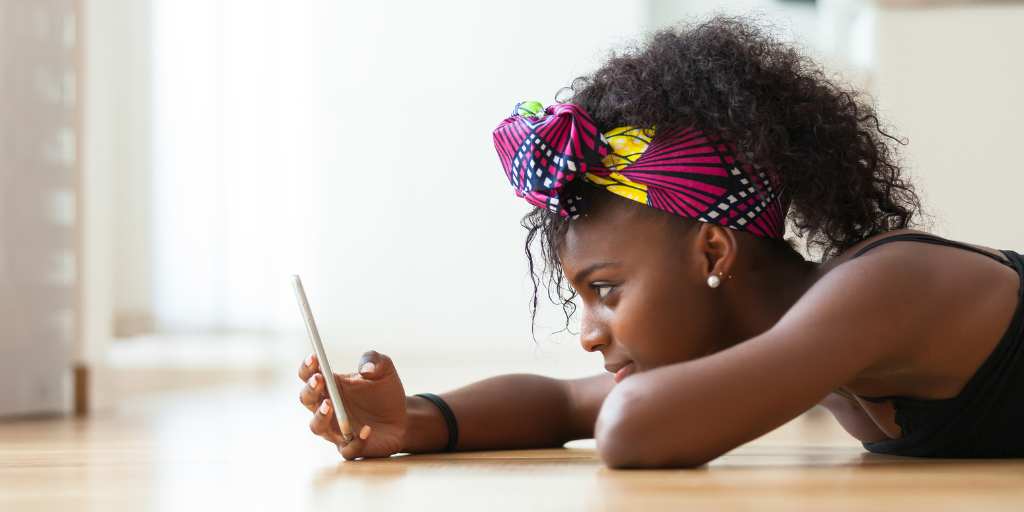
[590,282,616,300]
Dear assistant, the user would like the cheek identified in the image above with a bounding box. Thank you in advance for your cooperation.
[615,278,712,366]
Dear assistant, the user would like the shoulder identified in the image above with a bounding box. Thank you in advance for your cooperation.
[809,228,984,328]
[810,229,1011,325]
[776,230,951,365]
[821,228,931,270]
[802,228,948,305]
[822,228,1009,271]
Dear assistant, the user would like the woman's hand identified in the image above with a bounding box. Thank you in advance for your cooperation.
[298,350,409,460]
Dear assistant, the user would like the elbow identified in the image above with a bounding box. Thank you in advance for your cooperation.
[597,432,715,469]
[594,381,718,469]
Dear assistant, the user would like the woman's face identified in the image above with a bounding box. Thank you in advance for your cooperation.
[559,196,733,381]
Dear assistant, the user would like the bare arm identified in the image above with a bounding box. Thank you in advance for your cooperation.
[403,372,615,453]
[595,249,936,468]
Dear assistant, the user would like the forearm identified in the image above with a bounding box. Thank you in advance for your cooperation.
[595,326,878,468]
[401,373,581,454]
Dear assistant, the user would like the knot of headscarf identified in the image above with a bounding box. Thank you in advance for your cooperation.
[492,101,790,239]
[492,103,611,217]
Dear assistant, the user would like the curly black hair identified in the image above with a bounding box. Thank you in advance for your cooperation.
[521,16,924,340]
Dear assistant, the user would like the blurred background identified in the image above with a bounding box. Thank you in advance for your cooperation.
[2,0,1023,418]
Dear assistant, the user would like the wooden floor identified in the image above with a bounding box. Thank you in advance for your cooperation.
[2,363,1023,511]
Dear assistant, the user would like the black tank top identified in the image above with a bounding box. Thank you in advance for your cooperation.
[848,233,1024,457]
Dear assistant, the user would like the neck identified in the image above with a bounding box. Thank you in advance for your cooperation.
[726,247,822,342]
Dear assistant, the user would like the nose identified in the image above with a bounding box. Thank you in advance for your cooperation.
[579,307,610,353]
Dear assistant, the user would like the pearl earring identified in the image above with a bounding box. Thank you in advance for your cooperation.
[707,274,721,288]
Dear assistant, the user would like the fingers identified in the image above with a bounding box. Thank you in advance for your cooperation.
[302,350,391,461]
[356,350,395,381]
[298,353,319,381]
[303,349,392,383]
[307,395,373,460]
[308,399,346,445]
[339,438,361,460]
[299,372,326,412]
[338,425,373,461]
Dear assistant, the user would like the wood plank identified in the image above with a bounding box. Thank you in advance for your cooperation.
[1,367,1021,511]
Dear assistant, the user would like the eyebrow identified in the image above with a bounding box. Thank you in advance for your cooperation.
[569,261,622,284]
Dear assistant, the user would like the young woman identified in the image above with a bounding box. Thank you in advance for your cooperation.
[297,17,1023,468]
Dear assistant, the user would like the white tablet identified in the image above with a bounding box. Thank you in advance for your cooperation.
[292,275,351,440]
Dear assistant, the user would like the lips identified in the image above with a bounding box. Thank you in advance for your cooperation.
[605,361,636,383]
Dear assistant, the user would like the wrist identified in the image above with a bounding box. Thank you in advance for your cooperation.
[401,394,449,454]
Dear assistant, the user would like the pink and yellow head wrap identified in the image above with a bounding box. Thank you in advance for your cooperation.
[492,102,790,240]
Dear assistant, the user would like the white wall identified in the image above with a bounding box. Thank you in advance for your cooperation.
[149,0,315,335]
[648,0,819,48]
[108,2,153,335]
[871,3,1024,248]
[308,0,647,358]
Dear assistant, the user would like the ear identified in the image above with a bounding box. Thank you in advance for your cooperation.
[694,223,737,279]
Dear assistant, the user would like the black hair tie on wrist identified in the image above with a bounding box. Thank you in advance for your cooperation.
[414,392,459,452]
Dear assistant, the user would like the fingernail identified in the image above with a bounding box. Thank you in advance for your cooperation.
[319,400,330,415]
[340,420,350,435]
[305,354,314,367]
[359,424,371,440]
[307,375,318,388]
[359,362,375,374]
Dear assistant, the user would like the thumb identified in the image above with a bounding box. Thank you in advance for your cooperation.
[356,350,395,380]
[339,437,365,460]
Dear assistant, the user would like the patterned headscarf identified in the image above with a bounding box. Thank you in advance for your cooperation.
[492,102,790,239]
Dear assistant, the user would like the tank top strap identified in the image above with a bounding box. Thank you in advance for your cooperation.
[851,233,1014,269]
